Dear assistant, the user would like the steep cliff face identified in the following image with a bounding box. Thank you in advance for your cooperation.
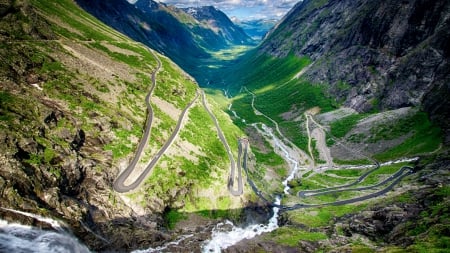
[0,0,248,251]
[259,0,450,134]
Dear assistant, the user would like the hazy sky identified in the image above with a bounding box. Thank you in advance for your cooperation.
[128,0,300,21]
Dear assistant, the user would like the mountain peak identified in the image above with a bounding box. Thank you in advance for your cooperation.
[182,5,254,45]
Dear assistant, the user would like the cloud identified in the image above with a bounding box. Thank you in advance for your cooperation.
[153,0,300,20]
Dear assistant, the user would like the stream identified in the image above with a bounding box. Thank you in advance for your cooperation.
[0,88,419,252]
[0,219,90,253]
[202,197,281,252]
[0,106,302,253]
[200,122,303,252]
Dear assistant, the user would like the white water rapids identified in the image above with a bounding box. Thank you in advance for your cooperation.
[200,123,303,252]
[0,120,301,253]
[201,197,281,252]
[0,219,90,253]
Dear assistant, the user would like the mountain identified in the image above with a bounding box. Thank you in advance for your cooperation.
[0,0,251,251]
[75,0,254,82]
[223,0,449,140]
[183,6,254,45]
[213,0,450,251]
[262,0,450,133]
[2,0,450,252]
[234,18,278,41]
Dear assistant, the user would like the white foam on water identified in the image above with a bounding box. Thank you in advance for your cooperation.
[0,219,90,253]
[201,197,281,253]
[133,234,194,253]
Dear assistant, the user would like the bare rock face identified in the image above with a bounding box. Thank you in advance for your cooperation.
[0,2,168,251]
[224,238,302,253]
[259,0,450,130]
[343,204,421,243]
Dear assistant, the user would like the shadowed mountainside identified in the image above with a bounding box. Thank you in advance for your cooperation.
[75,0,254,82]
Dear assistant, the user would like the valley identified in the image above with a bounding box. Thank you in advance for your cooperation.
[1,0,449,252]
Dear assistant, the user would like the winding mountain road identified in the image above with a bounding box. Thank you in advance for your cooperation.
[113,49,199,193]
[201,91,243,196]
[239,137,414,210]
[298,166,413,198]
[236,88,414,210]
[113,49,243,194]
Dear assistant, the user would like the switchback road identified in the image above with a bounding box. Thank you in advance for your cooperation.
[113,50,199,193]
[202,91,243,196]
[233,100,414,211]
[239,138,414,210]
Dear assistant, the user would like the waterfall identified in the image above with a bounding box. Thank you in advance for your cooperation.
[201,123,302,252]
[201,197,281,253]
[0,219,90,253]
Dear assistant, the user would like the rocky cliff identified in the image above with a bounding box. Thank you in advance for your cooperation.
[212,1,450,251]
[0,0,249,251]
[259,0,450,137]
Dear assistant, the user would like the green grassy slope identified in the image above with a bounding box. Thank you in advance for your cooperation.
[212,19,446,252]
[0,0,249,248]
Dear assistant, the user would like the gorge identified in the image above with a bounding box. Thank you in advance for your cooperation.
[1,0,449,252]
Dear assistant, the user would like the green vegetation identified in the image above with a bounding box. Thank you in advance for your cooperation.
[224,51,311,93]
[266,227,327,246]
[333,158,374,165]
[291,179,323,191]
[308,172,356,186]
[197,209,233,220]
[324,168,366,177]
[31,0,128,41]
[312,191,361,203]
[104,125,143,159]
[405,186,450,252]
[181,105,227,163]
[369,111,426,142]
[0,92,15,123]
[163,209,187,229]
[89,42,141,69]
[279,121,309,152]
[256,79,335,121]
[254,152,286,178]
[229,94,272,128]
[209,45,254,62]
[156,57,197,109]
[252,148,285,167]
[373,111,442,161]
[288,203,368,227]
[329,113,366,138]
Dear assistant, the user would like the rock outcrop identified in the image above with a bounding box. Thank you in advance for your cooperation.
[259,0,450,133]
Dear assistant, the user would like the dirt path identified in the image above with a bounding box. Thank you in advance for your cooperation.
[306,113,334,169]
[305,113,315,165]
